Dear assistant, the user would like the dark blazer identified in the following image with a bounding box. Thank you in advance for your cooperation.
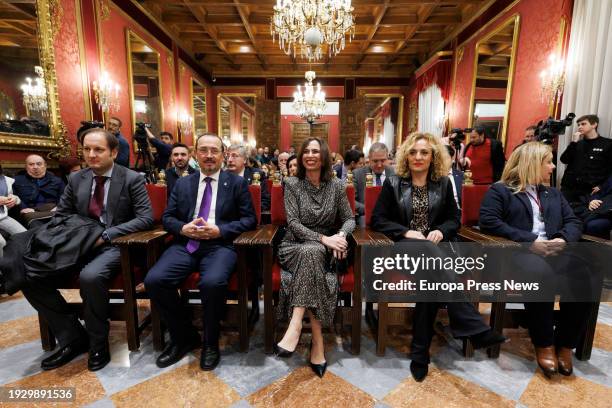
[243,167,270,211]
[115,132,130,168]
[353,165,395,216]
[55,165,153,241]
[464,138,505,181]
[164,166,196,199]
[371,175,460,241]
[150,138,172,171]
[13,172,65,209]
[479,182,582,242]
[163,170,257,246]
[333,163,344,179]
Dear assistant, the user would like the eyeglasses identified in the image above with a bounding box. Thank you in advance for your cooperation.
[198,147,221,155]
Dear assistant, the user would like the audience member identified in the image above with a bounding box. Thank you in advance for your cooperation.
[226,144,270,211]
[333,149,364,181]
[107,117,130,167]
[460,126,505,184]
[164,143,196,198]
[58,158,82,185]
[0,165,26,258]
[287,155,298,177]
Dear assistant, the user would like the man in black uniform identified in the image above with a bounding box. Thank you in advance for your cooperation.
[560,114,612,208]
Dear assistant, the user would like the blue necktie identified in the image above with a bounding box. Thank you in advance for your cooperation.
[375,173,382,186]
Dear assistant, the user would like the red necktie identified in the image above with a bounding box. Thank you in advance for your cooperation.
[88,176,106,219]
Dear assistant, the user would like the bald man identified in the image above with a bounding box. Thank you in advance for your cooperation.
[13,154,65,227]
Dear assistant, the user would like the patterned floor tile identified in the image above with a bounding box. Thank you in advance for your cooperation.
[0,292,23,303]
[1,358,106,407]
[597,303,612,326]
[0,315,40,349]
[246,366,375,408]
[0,297,36,323]
[0,340,66,386]
[593,322,612,352]
[382,367,515,408]
[573,347,612,388]
[83,398,116,408]
[110,360,241,408]
[519,371,612,408]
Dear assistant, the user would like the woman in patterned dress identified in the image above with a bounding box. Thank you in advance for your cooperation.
[274,137,355,378]
[371,132,505,382]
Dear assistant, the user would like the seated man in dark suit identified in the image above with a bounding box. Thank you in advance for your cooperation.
[164,143,196,198]
[145,134,257,371]
[333,149,364,181]
[13,154,65,227]
[21,129,153,371]
[226,143,270,211]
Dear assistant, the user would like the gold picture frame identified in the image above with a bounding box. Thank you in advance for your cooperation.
[216,93,258,139]
[190,76,207,136]
[359,89,405,149]
[0,0,70,158]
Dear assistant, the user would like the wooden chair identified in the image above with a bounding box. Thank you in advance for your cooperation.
[150,183,262,353]
[39,184,169,352]
[459,183,602,360]
[261,181,362,355]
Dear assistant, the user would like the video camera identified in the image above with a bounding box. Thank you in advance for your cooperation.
[535,113,575,145]
[449,128,470,150]
[133,122,152,144]
[76,120,105,143]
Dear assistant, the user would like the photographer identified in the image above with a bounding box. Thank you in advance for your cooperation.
[560,114,612,207]
[107,117,130,168]
[460,126,505,184]
[145,128,174,171]
[442,129,466,170]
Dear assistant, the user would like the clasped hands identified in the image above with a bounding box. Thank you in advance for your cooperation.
[181,217,221,240]
[404,229,444,244]
[0,195,17,209]
[530,237,566,257]
[321,233,348,260]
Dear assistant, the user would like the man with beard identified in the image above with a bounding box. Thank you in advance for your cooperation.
[164,143,195,199]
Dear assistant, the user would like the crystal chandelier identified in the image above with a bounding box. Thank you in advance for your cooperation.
[20,66,48,117]
[271,0,355,62]
[93,71,120,114]
[293,71,326,124]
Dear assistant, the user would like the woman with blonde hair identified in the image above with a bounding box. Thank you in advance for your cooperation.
[372,132,505,382]
[480,142,586,378]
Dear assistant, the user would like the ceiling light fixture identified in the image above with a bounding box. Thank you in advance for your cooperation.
[293,70,327,124]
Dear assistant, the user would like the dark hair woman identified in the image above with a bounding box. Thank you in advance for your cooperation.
[479,142,588,378]
[274,137,355,378]
[372,132,505,382]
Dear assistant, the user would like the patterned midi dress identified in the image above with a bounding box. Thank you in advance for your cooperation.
[277,176,356,327]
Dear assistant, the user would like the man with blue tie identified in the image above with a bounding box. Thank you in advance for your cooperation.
[145,133,257,371]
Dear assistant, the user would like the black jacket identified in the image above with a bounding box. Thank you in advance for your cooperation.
[13,172,65,209]
[371,175,460,241]
[479,182,582,242]
[464,138,506,182]
[164,166,196,199]
[0,214,104,294]
[560,135,612,191]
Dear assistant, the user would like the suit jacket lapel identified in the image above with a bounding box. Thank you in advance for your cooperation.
[216,170,228,220]
[187,172,200,220]
[78,169,93,216]
[105,165,125,226]
[538,185,551,225]
[517,191,534,224]
[427,180,441,227]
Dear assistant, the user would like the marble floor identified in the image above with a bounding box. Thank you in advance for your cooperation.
[0,293,610,408]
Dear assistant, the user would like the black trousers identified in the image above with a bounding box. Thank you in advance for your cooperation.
[410,301,489,364]
[144,242,236,348]
[22,245,121,351]
[524,302,591,348]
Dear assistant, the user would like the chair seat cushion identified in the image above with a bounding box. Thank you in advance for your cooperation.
[271,262,354,292]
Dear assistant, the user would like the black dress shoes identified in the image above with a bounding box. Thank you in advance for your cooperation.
[88,347,111,372]
[156,332,201,369]
[41,338,88,371]
[273,343,295,358]
[410,361,429,382]
[310,361,327,378]
[470,329,507,350]
[200,346,220,371]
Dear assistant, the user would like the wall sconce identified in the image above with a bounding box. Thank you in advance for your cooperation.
[177,109,193,137]
[540,53,566,106]
[92,71,120,114]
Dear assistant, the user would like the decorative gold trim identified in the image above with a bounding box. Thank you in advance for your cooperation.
[551,16,568,117]
[75,0,92,121]
[179,63,186,76]
[217,93,258,138]
[126,29,164,140]
[190,77,207,136]
[48,0,63,39]
[361,93,404,149]
[467,14,520,148]
[98,0,111,21]
[0,0,70,158]
[456,0,522,50]
[457,47,465,64]
[166,55,174,71]
[414,51,453,77]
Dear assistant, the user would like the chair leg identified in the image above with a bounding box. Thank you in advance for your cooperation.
[487,302,506,358]
[376,302,389,356]
[121,247,139,352]
[351,293,361,355]
[151,302,165,351]
[263,246,274,354]
[463,338,474,358]
[38,314,56,351]
[576,302,599,361]
[237,249,249,353]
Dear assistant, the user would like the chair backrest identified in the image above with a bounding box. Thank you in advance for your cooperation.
[145,184,167,224]
[364,186,383,227]
[270,183,356,225]
[266,178,273,195]
[248,184,262,225]
[461,184,490,226]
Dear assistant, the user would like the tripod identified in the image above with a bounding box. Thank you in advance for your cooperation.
[134,138,157,184]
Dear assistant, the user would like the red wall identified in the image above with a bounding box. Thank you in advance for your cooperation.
[280,114,340,153]
[449,0,573,154]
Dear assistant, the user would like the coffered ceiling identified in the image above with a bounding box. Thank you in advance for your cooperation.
[137,0,494,78]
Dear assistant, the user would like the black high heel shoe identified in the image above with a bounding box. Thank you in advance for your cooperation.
[273,343,295,358]
[309,342,327,378]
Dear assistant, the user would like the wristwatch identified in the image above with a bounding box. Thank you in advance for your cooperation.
[101,231,111,244]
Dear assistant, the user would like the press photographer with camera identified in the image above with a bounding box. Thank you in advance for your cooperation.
[106,117,130,168]
[459,126,505,184]
[560,114,612,207]
[442,128,466,170]
[144,127,174,171]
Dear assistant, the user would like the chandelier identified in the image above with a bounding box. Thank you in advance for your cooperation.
[20,66,48,117]
[293,71,326,124]
[271,0,355,62]
[539,53,566,106]
[93,71,120,114]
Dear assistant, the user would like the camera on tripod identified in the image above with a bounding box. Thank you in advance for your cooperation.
[133,122,151,144]
[449,128,468,150]
[535,113,575,144]
[76,120,105,143]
